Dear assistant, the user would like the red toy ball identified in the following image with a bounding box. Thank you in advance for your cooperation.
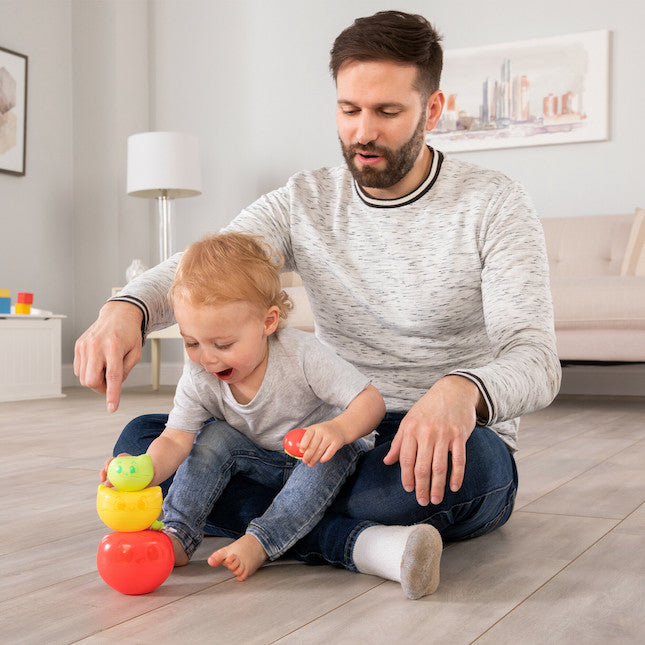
[97,530,174,595]
[283,427,307,459]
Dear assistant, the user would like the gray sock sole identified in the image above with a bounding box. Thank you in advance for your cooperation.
[400,524,443,600]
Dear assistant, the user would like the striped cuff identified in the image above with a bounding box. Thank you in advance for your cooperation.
[449,370,494,426]
[108,295,149,341]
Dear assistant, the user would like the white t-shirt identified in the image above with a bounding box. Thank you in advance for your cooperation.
[167,327,373,451]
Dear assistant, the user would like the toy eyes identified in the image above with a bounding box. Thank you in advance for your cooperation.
[113,464,136,474]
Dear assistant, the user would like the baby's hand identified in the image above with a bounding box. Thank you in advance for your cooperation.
[99,452,130,487]
[299,422,345,467]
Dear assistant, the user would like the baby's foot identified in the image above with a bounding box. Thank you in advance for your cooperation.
[207,534,267,581]
[165,532,189,567]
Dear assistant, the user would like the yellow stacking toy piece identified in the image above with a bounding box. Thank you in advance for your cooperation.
[97,484,163,532]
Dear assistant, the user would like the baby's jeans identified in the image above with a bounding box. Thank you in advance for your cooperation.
[162,419,369,560]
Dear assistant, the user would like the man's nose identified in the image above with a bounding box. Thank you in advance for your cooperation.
[355,112,378,145]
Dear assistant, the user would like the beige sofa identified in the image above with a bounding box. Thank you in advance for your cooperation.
[282,208,645,364]
[542,209,645,362]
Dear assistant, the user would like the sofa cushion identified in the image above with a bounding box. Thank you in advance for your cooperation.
[542,214,632,278]
[620,207,645,276]
[551,275,645,329]
[555,328,645,362]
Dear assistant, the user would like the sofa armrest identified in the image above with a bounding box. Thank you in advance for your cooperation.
[283,285,315,333]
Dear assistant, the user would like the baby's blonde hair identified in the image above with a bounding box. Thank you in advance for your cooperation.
[169,232,293,322]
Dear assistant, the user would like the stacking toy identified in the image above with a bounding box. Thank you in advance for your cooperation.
[283,427,307,459]
[96,453,173,595]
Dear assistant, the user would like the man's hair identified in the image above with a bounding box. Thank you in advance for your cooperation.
[329,10,443,98]
[170,232,292,322]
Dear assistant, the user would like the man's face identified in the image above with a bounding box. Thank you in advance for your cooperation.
[336,60,430,194]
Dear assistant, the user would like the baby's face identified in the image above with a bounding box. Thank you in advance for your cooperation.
[174,297,279,391]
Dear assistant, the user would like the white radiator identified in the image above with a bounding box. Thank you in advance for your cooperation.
[0,315,65,402]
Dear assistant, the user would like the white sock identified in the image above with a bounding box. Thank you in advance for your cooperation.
[352,524,443,600]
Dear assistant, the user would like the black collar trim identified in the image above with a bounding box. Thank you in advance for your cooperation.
[354,147,443,209]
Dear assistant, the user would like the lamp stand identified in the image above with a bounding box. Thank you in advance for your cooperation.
[156,191,173,263]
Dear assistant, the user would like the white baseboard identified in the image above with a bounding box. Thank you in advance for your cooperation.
[62,362,185,389]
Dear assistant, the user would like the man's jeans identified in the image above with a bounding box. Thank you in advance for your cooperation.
[115,412,518,572]
[161,419,368,560]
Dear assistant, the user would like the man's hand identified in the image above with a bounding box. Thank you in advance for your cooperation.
[74,301,144,412]
[383,375,484,506]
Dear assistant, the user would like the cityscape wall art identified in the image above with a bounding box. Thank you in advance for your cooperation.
[430,30,610,152]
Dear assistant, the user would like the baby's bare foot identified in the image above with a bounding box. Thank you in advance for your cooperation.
[207,534,267,580]
[165,532,189,567]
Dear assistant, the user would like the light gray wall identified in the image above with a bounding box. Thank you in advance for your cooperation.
[150,0,645,253]
[0,0,74,352]
[148,0,645,372]
[72,0,151,348]
[1,0,643,383]
[0,0,151,370]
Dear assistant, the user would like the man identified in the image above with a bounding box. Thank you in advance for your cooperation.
[76,11,560,599]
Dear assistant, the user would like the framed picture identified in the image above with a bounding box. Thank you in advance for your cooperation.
[0,45,28,176]
[429,30,610,152]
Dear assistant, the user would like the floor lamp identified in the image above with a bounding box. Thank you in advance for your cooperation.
[126,131,202,263]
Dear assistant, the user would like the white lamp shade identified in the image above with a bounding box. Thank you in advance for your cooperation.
[127,131,202,198]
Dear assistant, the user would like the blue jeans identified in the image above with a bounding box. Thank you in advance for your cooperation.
[115,412,518,572]
[161,419,368,560]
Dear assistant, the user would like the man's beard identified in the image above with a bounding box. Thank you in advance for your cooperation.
[340,115,427,189]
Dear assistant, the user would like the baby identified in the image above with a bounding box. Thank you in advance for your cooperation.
[102,231,384,580]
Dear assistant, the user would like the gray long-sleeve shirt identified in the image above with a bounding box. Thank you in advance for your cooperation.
[115,149,561,450]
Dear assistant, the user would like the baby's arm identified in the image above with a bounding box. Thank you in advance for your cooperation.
[300,384,385,466]
[100,426,195,488]
[146,426,196,486]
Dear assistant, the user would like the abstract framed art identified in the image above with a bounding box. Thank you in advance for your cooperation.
[429,30,610,152]
[0,45,28,176]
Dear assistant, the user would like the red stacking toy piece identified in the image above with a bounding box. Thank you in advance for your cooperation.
[283,427,307,459]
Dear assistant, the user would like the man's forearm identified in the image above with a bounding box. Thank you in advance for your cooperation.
[111,253,181,334]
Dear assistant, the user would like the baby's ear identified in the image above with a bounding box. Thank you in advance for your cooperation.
[263,306,281,336]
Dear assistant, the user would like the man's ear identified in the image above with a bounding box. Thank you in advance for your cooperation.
[424,89,445,132]
[264,306,281,336]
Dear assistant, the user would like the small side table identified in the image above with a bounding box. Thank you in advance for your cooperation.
[0,314,66,402]
[148,324,183,390]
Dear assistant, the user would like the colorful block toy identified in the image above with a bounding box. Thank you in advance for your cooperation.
[0,289,10,314]
[15,292,33,315]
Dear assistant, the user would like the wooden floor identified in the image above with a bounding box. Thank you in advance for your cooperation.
[1,387,644,644]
